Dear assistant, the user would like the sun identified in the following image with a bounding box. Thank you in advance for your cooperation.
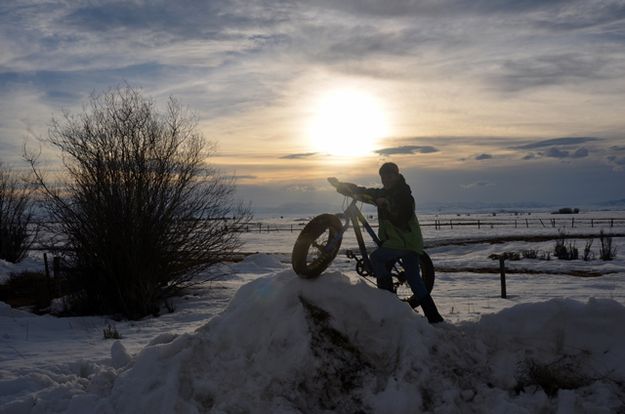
[307,89,389,157]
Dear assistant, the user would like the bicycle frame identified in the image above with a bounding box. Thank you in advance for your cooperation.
[323,195,413,291]
[323,198,382,278]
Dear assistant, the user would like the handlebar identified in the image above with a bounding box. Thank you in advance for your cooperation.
[328,177,358,199]
[327,177,340,188]
[328,177,379,206]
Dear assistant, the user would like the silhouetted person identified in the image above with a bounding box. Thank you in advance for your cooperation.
[328,162,444,324]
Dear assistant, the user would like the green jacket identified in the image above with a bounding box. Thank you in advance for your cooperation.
[339,175,424,254]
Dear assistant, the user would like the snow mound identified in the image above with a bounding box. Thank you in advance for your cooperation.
[106,270,433,413]
[0,301,32,318]
[3,270,625,413]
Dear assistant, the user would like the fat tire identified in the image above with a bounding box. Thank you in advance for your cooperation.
[292,214,343,278]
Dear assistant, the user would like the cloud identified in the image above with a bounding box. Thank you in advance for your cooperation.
[530,2,625,31]
[280,152,318,159]
[522,146,590,160]
[460,181,494,189]
[607,155,625,170]
[230,174,257,180]
[475,153,493,160]
[493,53,610,92]
[2,0,625,210]
[516,137,599,149]
[571,147,589,158]
[282,184,318,192]
[541,146,590,159]
[311,0,576,18]
[607,156,625,164]
[544,147,570,158]
[62,1,290,38]
[375,145,439,156]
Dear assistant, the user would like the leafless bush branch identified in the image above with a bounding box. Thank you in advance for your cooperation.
[0,163,37,262]
[26,85,251,319]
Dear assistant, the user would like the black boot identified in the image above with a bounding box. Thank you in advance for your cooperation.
[419,295,444,324]
[405,295,420,309]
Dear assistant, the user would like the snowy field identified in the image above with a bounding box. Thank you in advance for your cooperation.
[1,210,625,413]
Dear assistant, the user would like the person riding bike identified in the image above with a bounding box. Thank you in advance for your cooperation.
[328,162,444,324]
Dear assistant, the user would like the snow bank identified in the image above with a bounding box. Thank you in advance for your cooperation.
[231,252,285,271]
[2,269,625,413]
[220,253,288,280]
[104,270,434,413]
[0,256,43,284]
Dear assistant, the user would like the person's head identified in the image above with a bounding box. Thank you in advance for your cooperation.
[378,162,400,189]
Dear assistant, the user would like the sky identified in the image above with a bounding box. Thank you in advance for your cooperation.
[1,0,624,213]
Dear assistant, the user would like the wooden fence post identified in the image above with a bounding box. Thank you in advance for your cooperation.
[44,253,52,298]
[53,256,61,279]
[44,253,50,279]
[499,257,507,299]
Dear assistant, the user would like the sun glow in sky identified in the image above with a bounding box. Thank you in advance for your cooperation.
[306,89,390,157]
[1,1,625,210]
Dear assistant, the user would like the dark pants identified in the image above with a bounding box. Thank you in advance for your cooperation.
[370,247,429,302]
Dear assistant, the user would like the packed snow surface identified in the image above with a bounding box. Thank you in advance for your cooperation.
[2,211,625,413]
[2,259,625,413]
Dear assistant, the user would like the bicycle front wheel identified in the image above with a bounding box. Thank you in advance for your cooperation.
[292,214,343,278]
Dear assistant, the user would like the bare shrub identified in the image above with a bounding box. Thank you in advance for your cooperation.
[28,86,251,319]
[0,163,36,263]
[599,231,616,261]
[583,239,594,261]
[536,250,551,260]
[103,323,122,340]
[554,230,567,259]
[554,230,578,260]
[521,249,538,259]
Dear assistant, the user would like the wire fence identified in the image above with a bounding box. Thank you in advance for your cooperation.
[242,217,625,233]
[25,217,625,251]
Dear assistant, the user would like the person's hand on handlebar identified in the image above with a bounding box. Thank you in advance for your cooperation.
[327,177,352,196]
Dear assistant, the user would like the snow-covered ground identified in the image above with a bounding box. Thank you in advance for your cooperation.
[1,212,625,413]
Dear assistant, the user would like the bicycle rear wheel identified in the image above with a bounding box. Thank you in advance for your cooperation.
[292,214,343,278]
